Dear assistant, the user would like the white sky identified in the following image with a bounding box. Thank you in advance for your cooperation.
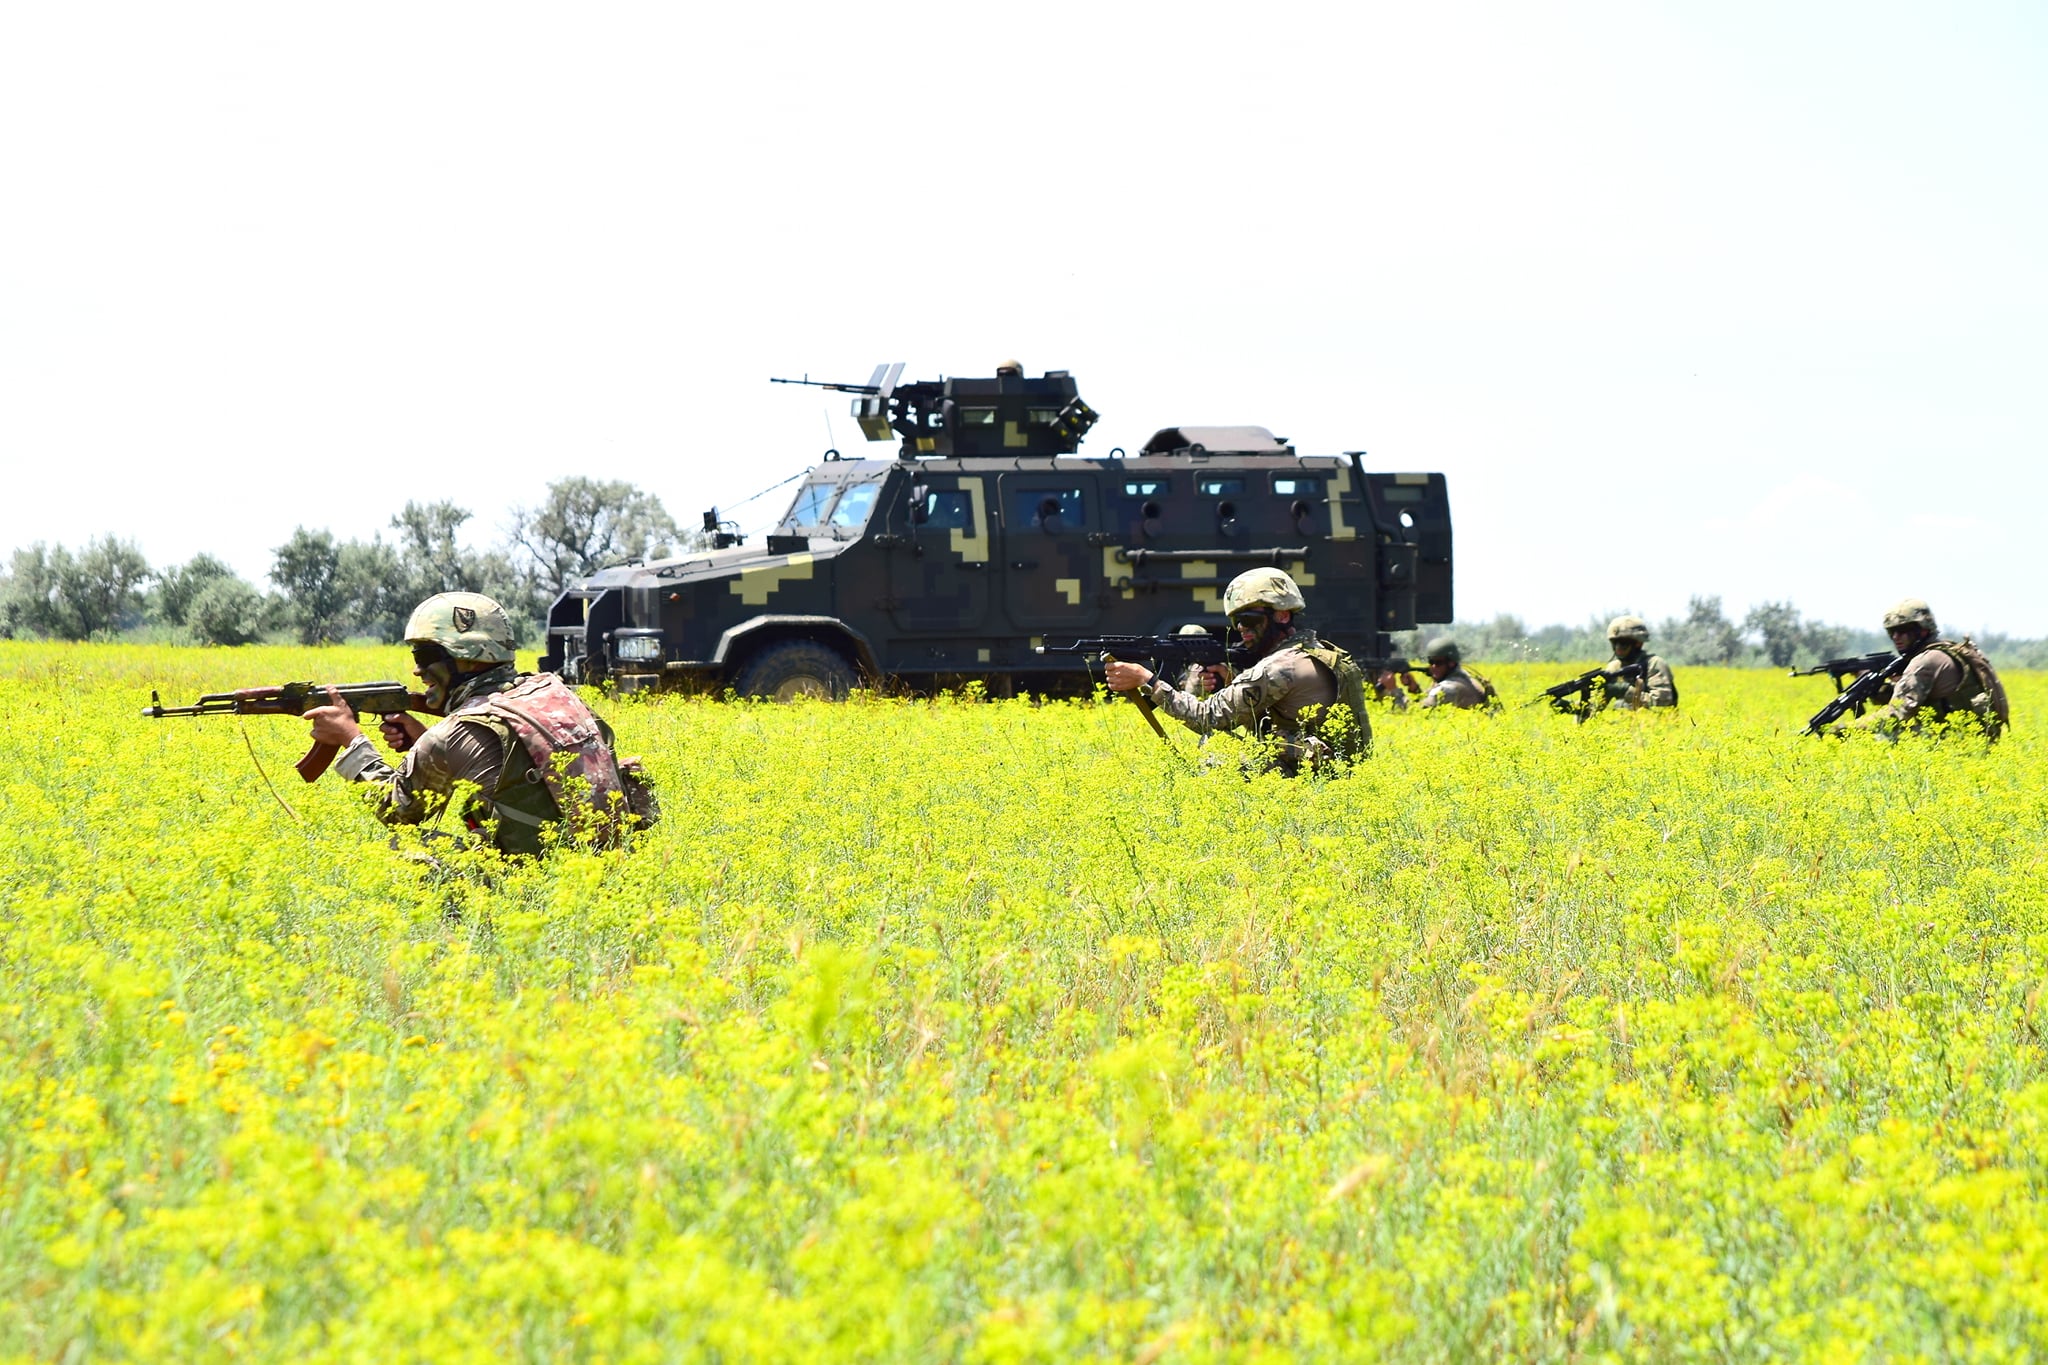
[4,3,2044,635]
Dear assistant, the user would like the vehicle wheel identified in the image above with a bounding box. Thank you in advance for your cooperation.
[732,641,857,701]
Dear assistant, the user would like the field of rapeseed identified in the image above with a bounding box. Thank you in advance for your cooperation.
[3,642,2045,1363]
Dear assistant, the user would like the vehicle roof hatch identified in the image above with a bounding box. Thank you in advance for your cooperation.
[1139,426,1294,456]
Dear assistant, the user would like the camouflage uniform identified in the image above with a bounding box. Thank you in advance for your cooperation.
[1419,666,1494,710]
[1597,616,1677,709]
[330,592,644,853]
[1146,631,1367,775]
[1598,653,1677,709]
[335,666,631,853]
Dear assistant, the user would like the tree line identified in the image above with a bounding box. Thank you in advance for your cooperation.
[1396,595,2048,670]
[5,511,2043,666]
[0,477,696,646]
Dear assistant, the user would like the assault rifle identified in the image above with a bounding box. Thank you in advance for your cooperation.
[1530,662,1645,719]
[1801,651,1908,736]
[1360,658,1426,676]
[1038,634,1249,744]
[1789,651,1894,695]
[142,680,425,781]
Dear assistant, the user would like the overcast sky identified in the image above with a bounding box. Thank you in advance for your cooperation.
[5,3,2044,635]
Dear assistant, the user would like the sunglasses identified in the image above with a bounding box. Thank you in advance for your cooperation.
[1230,610,1271,631]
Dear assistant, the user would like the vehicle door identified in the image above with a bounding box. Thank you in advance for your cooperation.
[997,475,1102,633]
[884,472,991,631]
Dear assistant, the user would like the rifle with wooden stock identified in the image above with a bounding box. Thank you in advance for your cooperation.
[142,681,426,781]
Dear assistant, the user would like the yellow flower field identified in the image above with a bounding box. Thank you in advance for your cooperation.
[3,643,2044,1362]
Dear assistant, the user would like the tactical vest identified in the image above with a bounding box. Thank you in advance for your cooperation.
[1459,665,1502,709]
[1294,640,1372,761]
[1927,638,2009,736]
[452,673,634,848]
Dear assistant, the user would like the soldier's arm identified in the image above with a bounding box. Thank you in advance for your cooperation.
[332,719,506,826]
[1147,661,1278,735]
[1642,657,1678,708]
[1858,651,1956,730]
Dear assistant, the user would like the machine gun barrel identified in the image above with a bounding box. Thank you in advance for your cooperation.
[142,680,426,781]
[768,375,881,394]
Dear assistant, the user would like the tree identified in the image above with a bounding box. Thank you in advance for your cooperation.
[187,577,267,645]
[68,537,153,637]
[270,528,349,644]
[390,501,473,599]
[1,545,69,639]
[0,538,150,640]
[151,553,240,627]
[507,478,684,592]
[1744,601,1849,668]
[1743,601,1802,668]
[1658,595,1743,665]
[336,537,408,642]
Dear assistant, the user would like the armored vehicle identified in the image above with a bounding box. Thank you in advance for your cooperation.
[539,363,1452,698]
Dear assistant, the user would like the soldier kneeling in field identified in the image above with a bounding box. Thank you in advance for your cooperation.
[304,592,655,852]
[1415,636,1499,710]
[1836,598,2009,741]
[1102,568,1369,776]
[1598,615,1678,711]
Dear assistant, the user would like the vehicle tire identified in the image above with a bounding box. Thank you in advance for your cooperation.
[732,640,858,701]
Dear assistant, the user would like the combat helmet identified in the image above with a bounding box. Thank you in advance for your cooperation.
[1177,623,1213,637]
[1424,635,1461,665]
[1223,567,1306,617]
[1606,614,1650,644]
[1882,597,1937,634]
[404,592,517,664]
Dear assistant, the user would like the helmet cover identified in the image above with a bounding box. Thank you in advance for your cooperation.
[404,592,517,664]
[1223,568,1306,616]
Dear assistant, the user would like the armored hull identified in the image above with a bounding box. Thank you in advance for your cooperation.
[541,370,1451,697]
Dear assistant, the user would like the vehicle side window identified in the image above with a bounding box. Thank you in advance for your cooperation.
[1197,477,1246,496]
[1007,487,1085,530]
[1273,475,1323,497]
[924,490,973,530]
[1123,479,1169,497]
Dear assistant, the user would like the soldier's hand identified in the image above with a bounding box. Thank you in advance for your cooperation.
[380,712,428,752]
[1102,660,1155,693]
[305,688,365,747]
[1199,663,1232,692]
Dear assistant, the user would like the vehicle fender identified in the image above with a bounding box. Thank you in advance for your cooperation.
[714,616,879,676]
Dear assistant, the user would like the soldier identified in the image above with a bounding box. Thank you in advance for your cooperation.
[1598,615,1678,710]
[304,592,651,853]
[1102,568,1369,775]
[1372,664,1420,710]
[1840,598,2009,739]
[1416,636,1498,710]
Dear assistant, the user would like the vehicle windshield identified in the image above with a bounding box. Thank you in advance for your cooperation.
[829,484,878,529]
[781,478,882,535]
[784,482,837,529]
